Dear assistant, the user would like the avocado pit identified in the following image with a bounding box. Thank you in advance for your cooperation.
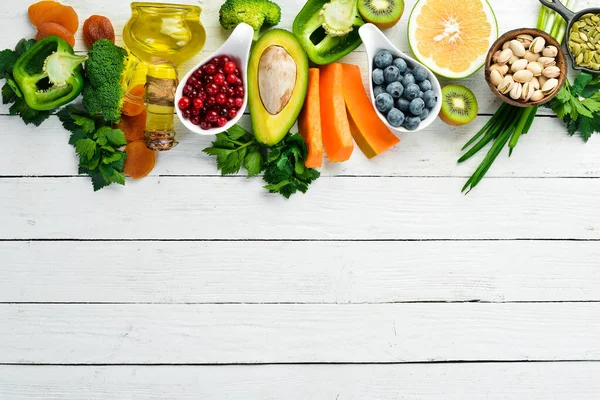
[258,45,297,115]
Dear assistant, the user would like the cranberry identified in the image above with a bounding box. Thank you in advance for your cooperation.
[226,97,236,108]
[235,78,243,87]
[207,110,219,122]
[205,63,217,75]
[193,98,204,109]
[206,83,219,96]
[224,61,237,75]
[207,96,216,106]
[191,89,198,98]
[219,85,228,94]
[191,107,201,116]
[204,75,214,84]
[199,91,208,102]
[217,117,228,127]
[187,76,198,87]
[235,86,245,97]
[200,121,212,130]
[227,88,235,98]
[214,73,225,85]
[190,115,201,125]
[234,97,244,108]
[217,68,224,75]
[216,93,227,105]
[183,110,191,119]
[193,69,204,80]
[182,84,193,96]
[178,96,191,110]
[227,108,238,119]
[218,56,230,66]
[201,106,209,115]
[226,74,238,84]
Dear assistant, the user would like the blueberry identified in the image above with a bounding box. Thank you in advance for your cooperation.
[403,83,420,100]
[412,65,428,82]
[373,85,385,98]
[386,82,404,99]
[409,98,425,116]
[393,57,408,73]
[384,66,400,83]
[372,69,385,85]
[375,93,394,113]
[418,79,432,92]
[396,98,410,113]
[418,91,424,99]
[374,50,393,69]
[419,108,430,121]
[387,108,405,127]
[423,90,437,108]
[403,116,421,131]
[402,72,415,86]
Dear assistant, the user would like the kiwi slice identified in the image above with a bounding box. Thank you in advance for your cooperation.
[439,85,478,126]
[358,0,404,30]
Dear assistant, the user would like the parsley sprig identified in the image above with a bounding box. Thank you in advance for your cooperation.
[546,72,600,142]
[58,106,127,191]
[203,125,320,198]
[0,39,51,126]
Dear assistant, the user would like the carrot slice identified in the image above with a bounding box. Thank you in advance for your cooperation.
[319,63,353,162]
[124,140,156,179]
[36,22,75,47]
[342,64,400,158]
[28,1,59,26]
[116,110,147,143]
[31,3,79,34]
[298,68,323,168]
[121,85,146,117]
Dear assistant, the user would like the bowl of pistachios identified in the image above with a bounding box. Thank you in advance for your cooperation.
[484,28,568,107]
[539,0,600,74]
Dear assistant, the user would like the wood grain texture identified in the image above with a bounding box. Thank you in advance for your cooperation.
[2,240,600,303]
[2,303,600,364]
[2,363,600,400]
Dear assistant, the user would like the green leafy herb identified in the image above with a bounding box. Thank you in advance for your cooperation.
[203,124,265,177]
[546,72,600,142]
[203,125,320,198]
[57,106,127,191]
[0,38,50,126]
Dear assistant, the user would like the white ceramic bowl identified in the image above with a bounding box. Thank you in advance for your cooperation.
[358,23,442,133]
[175,23,254,135]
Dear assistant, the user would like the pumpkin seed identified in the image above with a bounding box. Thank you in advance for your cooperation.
[570,42,582,56]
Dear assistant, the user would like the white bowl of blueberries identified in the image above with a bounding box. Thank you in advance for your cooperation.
[358,24,442,133]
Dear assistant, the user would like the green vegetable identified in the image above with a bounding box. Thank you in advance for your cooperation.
[203,125,320,198]
[293,0,364,65]
[219,0,282,40]
[0,39,50,126]
[458,0,572,193]
[82,39,129,123]
[11,36,86,112]
[57,106,128,191]
[546,73,600,142]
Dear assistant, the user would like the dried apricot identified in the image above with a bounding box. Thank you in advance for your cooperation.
[124,140,156,179]
[83,15,115,49]
[31,3,79,34]
[121,85,146,117]
[28,1,59,26]
[36,22,75,47]
[117,110,147,143]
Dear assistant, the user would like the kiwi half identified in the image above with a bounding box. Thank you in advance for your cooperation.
[439,85,478,126]
[358,0,404,30]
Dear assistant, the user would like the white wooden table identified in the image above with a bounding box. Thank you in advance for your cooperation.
[1,0,600,398]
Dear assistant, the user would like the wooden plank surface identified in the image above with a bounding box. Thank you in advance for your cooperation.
[2,240,600,303]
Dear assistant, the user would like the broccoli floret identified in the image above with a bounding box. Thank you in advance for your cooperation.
[82,39,128,122]
[219,0,281,39]
[320,0,362,37]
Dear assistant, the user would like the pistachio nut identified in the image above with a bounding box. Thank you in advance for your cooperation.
[538,75,548,87]
[497,48,513,64]
[524,50,540,62]
[530,36,546,53]
[509,82,523,100]
[537,56,556,67]
[531,76,540,90]
[521,82,535,101]
[508,55,520,65]
[509,40,526,57]
[502,41,511,50]
[542,65,561,78]
[526,61,543,76]
[517,34,534,47]
[489,63,508,76]
[511,58,528,72]
[492,50,502,63]
[490,69,503,86]
[541,78,558,94]
[542,45,558,57]
[513,69,534,83]
[530,90,545,102]
[497,75,515,94]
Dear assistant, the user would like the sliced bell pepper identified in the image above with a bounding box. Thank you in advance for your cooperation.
[293,0,364,65]
[12,35,86,111]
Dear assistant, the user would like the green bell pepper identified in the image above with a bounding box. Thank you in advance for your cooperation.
[12,36,87,111]
[293,0,364,65]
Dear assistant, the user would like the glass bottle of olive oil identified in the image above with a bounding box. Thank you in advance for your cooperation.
[123,2,206,151]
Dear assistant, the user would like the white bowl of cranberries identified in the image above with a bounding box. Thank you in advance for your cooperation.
[175,23,254,135]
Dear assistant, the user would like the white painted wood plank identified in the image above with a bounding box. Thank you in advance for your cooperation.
[2,363,600,400]
[2,303,600,363]
[1,177,599,240]
[2,240,600,303]
[1,115,599,177]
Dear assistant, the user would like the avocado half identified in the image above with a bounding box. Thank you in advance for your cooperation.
[248,29,308,146]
